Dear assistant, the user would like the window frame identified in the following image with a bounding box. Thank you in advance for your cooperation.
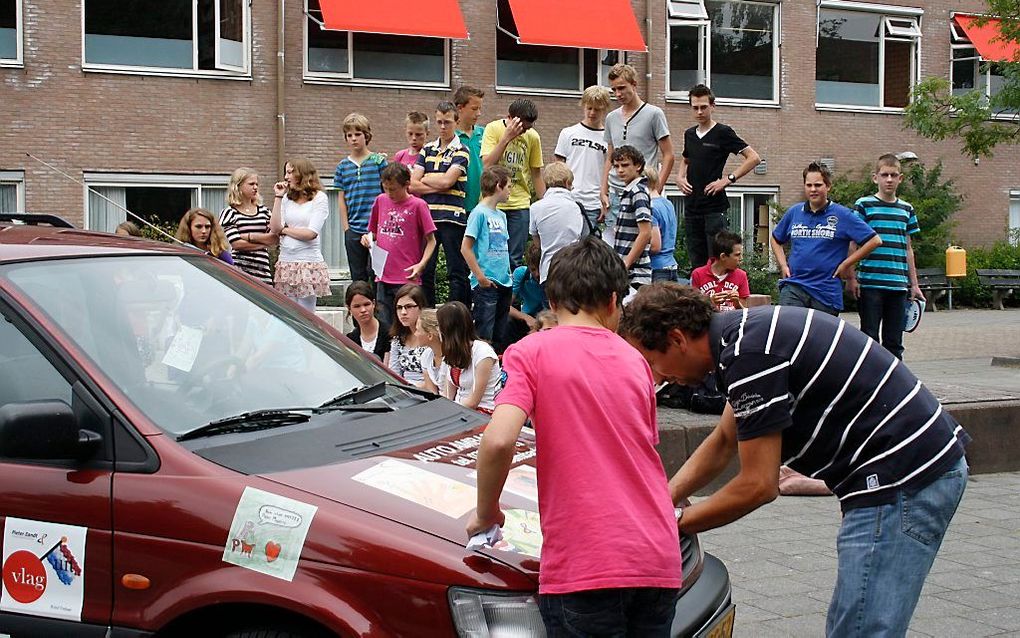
[665,0,781,107]
[1010,190,1020,245]
[80,0,253,79]
[0,0,23,67]
[302,1,451,89]
[949,14,1015,121]
[663,184,780,257]
[0,170,25,213]
[814,1,923,114]
[81,173,229,233]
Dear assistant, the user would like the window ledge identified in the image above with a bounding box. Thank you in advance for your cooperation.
[302,76,450,91]
[495,85,583,99]
[82,65,252,81]
[815,104,906,115]
[666,95,781,109]
[0,60,24,69]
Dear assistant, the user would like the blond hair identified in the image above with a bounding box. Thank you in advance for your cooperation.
[580,85,612,111]
[542,162,574,190]
[607,63,638,85]
[227,167,263,208]
[285,158,323,201]
[644,167,660,191]
[418,308,440,337]
[343,112,373,144]
[176,207,231,256]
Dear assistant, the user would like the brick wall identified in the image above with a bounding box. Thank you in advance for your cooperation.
[1,0,1016,246]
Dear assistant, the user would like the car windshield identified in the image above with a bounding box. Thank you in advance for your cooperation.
[2,255,393,435]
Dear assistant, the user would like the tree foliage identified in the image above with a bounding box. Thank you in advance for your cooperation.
[903,1,1020,158]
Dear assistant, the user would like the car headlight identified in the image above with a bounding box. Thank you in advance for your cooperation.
[448,587,547,637]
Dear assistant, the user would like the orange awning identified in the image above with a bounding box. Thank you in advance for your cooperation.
[319,0,468,40]
[506,0,647,52]
[953,15,1020,63]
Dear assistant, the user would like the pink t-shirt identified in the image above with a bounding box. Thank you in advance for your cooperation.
[393,148,420,168]
[496,326,682,594]
[368,193,437,285]
[690,261,751,311]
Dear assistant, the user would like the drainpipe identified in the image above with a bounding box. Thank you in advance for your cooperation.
[645,0,653,98]
[276,0,286,174]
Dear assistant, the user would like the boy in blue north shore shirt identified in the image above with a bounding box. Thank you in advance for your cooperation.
[849,154,924,359]
[770,162,882,315]
[335,112,387,283]
[461,166,513,349]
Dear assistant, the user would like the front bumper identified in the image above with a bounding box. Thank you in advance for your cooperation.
[671,553,733,637]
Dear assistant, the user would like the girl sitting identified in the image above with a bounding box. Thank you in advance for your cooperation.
[436,301,503,413]
[176,207,234,264]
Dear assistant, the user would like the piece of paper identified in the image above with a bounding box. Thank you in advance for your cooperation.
[601,224,616,249]
[353,459,477,518]
[369,235,389,278]
[161,324,203,372]
[222,487,318,582]
[466,524,503,550]
[1,518,87,622]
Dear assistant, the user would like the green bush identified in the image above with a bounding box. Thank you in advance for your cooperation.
[953,233,1020,308]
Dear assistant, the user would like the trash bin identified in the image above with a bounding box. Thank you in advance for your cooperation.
[945,246,967,277]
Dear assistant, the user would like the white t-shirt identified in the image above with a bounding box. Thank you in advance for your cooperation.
[419,347,450,390]
[360,335,377,354]
[450,340,502,411]
[279,190,329,262]
[554,122,608,211]
[528,187,585,283]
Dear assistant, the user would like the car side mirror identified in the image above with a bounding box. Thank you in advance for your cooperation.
[0,401,103,462]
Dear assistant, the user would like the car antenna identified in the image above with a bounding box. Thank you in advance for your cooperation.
[24,152,194,248]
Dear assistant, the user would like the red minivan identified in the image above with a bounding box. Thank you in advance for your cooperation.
[0,218,733,638]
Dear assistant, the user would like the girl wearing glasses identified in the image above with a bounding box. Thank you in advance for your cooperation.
[386,284,429,387]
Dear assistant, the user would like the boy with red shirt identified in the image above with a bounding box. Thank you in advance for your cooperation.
[467,236,681,636]
[690,230,750,311]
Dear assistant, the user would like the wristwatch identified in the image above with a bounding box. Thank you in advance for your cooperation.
[727,173,737,183]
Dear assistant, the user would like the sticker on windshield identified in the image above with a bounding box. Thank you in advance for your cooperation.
[1,518,87,622]
[222,487,318,582]
[353,459,477,518]
[161,324,204,372]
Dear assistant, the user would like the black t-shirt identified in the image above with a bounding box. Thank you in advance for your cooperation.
[682,123,747,215]
[709,306,970,511]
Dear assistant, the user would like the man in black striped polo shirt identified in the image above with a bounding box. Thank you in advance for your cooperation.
[621,284,970,637]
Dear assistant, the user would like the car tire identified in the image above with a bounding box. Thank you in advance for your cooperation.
[224,627,325,638]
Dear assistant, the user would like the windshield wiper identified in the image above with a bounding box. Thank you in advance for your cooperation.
[319,381,438,409]
[176,403,389,442]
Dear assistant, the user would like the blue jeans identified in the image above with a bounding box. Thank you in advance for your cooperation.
[652,267,679,283]
[827,456,968,638]
[858,287,908,360]
[604,190,622,232]
[504,208,530,271]
[538,587,679,637]
[471,283,512,348]
[778,282,841,316]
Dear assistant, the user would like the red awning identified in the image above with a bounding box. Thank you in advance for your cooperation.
[953,15,1020,63]
[506,0,647,52]
[318,0,468,40]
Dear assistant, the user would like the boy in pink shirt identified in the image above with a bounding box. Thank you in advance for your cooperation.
[690,230,750,311]
[364,163,437,320]
[392,112,429,168]
[467,236,682,635]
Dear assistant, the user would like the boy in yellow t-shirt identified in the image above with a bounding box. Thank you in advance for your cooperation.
[481,99,545,270]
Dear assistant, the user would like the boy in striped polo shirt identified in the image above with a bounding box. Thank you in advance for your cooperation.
[849,154,925,359]
[411,101,472,307]
[336,112,387,283]
[610,145,653,288]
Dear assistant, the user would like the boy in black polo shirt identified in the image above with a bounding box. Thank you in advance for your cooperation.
[622,285,970,638]
[676,84,760,269]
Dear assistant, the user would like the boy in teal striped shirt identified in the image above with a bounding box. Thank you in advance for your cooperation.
[850,154,924,359]
[336,112,387,283]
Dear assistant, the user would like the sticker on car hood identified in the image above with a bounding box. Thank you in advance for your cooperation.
[352,459,478,518]
[1,517,87,622]
[222,487,318,582]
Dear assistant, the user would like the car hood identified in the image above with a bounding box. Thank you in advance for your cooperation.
[262,426,543,579]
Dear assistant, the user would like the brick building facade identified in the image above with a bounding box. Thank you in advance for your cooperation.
[2,0,1018,274]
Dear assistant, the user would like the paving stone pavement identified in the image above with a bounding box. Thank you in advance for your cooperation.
[696,471,1020,637]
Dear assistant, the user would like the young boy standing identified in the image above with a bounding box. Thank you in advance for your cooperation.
[411,101,472,307]
[850,154,924,360]
[454,86,486,214]
[528,162,585,284]
[393,112,429,168]
[690,230,750,311]
[363,163,438,320]
[468,236,682,636]
[336,113,387,283]
[461,166,513,348]
[646,168,680,283]
[555,85,611,226]
[611,146,653,289]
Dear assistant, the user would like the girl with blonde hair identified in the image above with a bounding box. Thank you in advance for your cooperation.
[269,159,331,312]
[176,207,234,264]
[219,167,276,284]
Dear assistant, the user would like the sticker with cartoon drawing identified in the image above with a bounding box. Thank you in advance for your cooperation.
[222,487,318,582]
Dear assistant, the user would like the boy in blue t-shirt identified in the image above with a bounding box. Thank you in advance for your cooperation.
[770,162,881,315]
[461,166,513,348]
[645,168,679,282]
[850,154,924,359]
[335,112,387,283]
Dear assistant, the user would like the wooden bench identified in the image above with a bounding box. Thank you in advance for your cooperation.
[977,269,1020,310]
[916,268,951,311]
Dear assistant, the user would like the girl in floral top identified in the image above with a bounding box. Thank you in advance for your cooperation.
[386,284,429,387]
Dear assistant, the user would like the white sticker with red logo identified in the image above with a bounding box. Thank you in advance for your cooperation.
[1,518,87,622]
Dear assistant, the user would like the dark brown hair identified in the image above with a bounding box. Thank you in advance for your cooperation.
[389,284,428,342]
[285,157,323,201]
[545,236,630,315]
[619,283,715,352]
[381,162,411,186]
[344,280,375,307]
[803,161,833,186]
[437,301,476,369]
[712,230,742,258]
[611,145,646,170]
[689,84,715,104]
[481,165,512,197]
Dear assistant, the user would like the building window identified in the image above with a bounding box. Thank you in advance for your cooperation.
[83,175,228,235]
[950,31,1016,116]
[665,186,778,255]
[83,0,250,75]
[1010,192,1020,245]
[1,0,22,65]
[305,0,448,86]
[816,4,921,110]
[0,171,24,213]
[667,0,779,104]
